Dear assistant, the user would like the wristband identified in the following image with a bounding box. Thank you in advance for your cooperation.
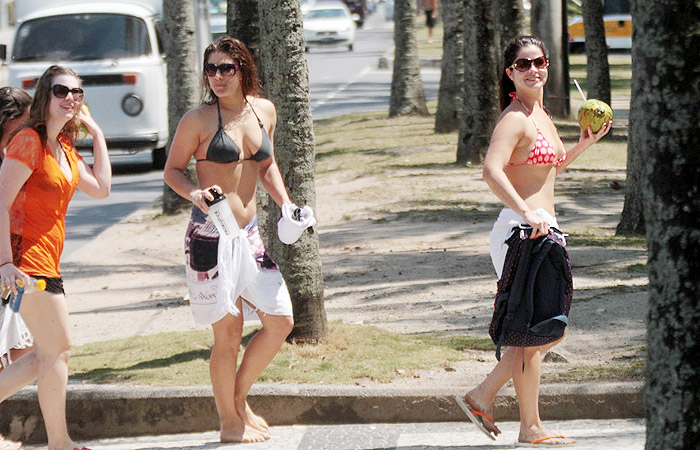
[0,261,12,269]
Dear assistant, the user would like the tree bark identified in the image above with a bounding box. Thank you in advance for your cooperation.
[162,0,199,214]
[258,0,327,343]
[227,0,264,82]
[389,0,429,116]
[456,0,499,164]
[434,0,464,132]
[530,0,570,117]
[582,0,611,105]
[635,1,700,449]
[493,0,525,67]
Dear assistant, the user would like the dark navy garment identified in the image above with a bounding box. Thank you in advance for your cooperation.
[488,226,573,361]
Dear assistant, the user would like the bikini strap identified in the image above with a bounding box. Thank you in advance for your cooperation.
[215,99,223,127]
[512,94,540,130]
[245,98,265,128]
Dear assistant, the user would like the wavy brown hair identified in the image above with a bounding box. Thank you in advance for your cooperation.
[201,36,261,104]
[0,86,31,146]
[499,36,549,111]
[25,65,83,147]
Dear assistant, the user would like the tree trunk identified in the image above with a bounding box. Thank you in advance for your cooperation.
[434,0,464,132]
[227,0,264,82]
[258,0,327,343]
[531,0,570,117]
[493,0,525,67]
[162,0,199,215]
[456,0,498,164]
[635,1,700,449]
[582,0,611,105]
[389,0,429,116]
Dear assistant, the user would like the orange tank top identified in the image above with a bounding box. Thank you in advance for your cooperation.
[4,128,81,278]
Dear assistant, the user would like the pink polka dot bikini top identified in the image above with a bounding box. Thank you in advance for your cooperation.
[507,93,566,167]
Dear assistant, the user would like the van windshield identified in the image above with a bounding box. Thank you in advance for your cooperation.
[13,13,151,62]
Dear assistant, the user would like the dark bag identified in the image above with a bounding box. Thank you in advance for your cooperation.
[488,226,572,361]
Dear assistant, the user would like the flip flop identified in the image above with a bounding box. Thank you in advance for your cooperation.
[0,438,22,450]
[514,435,574,447]
[454,395,497,440]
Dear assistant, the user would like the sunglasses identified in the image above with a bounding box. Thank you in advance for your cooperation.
[509,56,549,72]
[204,63,240,77]
[52,84,84,102]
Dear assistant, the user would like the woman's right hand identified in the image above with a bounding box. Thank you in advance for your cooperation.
[0,262,29,297]
[190,185,222,214]
[523,210,550,239]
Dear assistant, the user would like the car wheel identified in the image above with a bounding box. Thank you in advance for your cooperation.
[305,46,309,53]
[348,43,353,51]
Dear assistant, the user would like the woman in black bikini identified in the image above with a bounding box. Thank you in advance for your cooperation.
[164,37,309,444]
[455,36,611,447]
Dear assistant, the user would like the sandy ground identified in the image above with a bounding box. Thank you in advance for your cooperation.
[60,155,648,387]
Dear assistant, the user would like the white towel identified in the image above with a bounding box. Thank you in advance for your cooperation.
[0,303,33,367]
[277,203,316,245]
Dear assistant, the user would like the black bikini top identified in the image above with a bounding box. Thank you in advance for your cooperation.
[197,100,272,164]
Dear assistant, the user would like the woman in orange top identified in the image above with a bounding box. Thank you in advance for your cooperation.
[0,66,111,450]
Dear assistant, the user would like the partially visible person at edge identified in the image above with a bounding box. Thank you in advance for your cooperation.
[0,86,33,450]
[455,35,611,447]
[0,65,111,450]
[421,0,439,44]
[164,36,309,444]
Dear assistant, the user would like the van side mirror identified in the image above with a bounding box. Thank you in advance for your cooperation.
[0,44,6,62]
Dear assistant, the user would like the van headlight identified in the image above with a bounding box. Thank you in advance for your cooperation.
[122,94,143,116]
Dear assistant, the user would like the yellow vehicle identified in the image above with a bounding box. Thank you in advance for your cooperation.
[567,0,631,52]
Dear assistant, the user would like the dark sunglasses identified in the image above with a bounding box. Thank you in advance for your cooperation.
[52,84,84,101]
[509,56,549,72]
[203,63,240,77]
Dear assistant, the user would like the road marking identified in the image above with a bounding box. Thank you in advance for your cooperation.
[311,66,372,112]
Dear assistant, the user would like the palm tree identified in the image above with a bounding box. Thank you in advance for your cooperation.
[389,0,429,116]
[162,0,199,214]
[257,0,328,343]
[581,0,611,105]
[456,0,498,164]
[633,1,700,448]
[434,0,464,132]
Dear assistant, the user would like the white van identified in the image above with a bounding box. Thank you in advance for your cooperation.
[1,0,169,167]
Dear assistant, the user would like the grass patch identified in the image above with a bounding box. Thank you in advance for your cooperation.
[567,227,647,248]
[546,346,647,383]
[70,321,489,385]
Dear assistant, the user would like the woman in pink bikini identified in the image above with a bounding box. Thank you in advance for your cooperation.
[455,36,611,447]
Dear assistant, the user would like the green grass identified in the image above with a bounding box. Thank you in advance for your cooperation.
[567,227,647,248]
[70,321,491,385]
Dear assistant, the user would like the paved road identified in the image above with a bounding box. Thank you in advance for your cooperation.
[62,8,440,258]
[21,420,646,450]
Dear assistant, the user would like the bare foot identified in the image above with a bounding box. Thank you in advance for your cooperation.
[0,435,22,450]
[518,426,576,446]
[220,420,269,443]
[245,401,270,431]
[464,391,501,436]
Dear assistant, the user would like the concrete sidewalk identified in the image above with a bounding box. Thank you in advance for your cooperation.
[2,382,643,445]
[20,420,647,450]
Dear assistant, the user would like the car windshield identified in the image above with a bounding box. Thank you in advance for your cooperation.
[13,13,151,62]
[307,8,347,19]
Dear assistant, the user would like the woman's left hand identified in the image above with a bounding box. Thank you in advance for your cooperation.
[579,120,613,148]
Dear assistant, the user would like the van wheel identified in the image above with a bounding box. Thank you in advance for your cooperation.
[152,147,166,169]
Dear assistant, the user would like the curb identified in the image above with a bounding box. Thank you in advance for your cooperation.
[1,382,644,444]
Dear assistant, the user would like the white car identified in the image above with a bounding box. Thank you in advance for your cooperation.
[304,2,357,52]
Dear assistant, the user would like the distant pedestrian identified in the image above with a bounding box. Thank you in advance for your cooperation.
[455,36,611,447]
[0,65,111,450]
[164,36,314,444]
[422,0,438,43]
[0,85,32,450]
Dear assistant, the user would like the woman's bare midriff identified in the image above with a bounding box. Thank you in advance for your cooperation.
[196,160,260,228]
[504,164,557,217]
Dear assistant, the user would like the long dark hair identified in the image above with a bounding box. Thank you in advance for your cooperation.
[0,86,31,146]
[201,36,261,104]
[25,65,83,147]
[499,36,549,111]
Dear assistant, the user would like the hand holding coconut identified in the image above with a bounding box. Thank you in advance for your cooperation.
[574,80,613,144]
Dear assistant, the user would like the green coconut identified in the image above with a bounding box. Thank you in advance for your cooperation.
[578,99,613,133]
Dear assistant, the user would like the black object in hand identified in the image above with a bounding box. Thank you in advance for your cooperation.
[205,188,224,207]
[293,207,302,221]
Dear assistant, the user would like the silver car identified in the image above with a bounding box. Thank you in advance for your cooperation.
[304,2,358,52]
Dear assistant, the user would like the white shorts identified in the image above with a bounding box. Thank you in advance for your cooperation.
[489,208,564,279]
[185,209,293,325]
